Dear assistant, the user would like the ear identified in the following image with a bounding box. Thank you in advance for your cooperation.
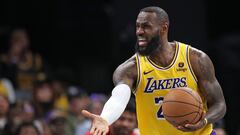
[160,23,168,33]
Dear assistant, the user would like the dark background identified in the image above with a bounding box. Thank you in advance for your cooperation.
[0,0,240,134]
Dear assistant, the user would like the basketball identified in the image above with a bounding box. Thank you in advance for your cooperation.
[162,87,203,127]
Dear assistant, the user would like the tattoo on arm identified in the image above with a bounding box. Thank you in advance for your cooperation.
[113,56,138,90]
[197,54,215,81]
[190,48,226,124]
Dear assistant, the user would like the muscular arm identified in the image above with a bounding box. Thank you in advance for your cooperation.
[113,55,138,89]
[190,48,226,124]
[99,55,138,124]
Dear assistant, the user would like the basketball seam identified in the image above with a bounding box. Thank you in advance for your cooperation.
[163,89,203,125]
[190,111,199,124]
[164,111,199,117]
[179,89,202,104]
[183,89,203,124]
[163,100,199,108]
[190,97,202,124]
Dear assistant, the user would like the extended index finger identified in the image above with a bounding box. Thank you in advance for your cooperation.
[81,110,96,119]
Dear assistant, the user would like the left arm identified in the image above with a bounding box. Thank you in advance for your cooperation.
[178,47,226,132]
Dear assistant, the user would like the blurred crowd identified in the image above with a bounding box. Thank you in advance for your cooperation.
[0,28,139,135]
[0,28,228,135]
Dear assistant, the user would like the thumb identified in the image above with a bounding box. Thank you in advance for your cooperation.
[81,110,96,119]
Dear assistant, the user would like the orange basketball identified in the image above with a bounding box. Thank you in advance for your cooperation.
[162,87,203,127]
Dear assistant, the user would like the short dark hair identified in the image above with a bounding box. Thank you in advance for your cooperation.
[140,6,169,25]
[15,121,40,135]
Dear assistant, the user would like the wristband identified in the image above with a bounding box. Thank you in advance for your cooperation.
[204,118,208,125]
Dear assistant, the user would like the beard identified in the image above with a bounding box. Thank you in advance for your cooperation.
[135,35,160,56]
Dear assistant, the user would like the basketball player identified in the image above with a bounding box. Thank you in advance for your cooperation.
[82,6,226,135]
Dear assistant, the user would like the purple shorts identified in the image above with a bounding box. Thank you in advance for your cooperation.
[210,130,216,135]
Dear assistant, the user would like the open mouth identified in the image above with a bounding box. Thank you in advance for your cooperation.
[138,38,147,46]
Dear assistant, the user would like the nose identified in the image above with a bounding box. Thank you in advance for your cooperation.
[136,27,144,36]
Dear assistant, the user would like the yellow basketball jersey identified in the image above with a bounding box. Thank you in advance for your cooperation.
[135,42,213,135]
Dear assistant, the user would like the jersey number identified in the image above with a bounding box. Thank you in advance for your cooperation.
[155,97,164,119]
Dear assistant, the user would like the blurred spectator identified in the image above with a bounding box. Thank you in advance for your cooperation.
[89,93,108,115]
[0,75,16,104]
[48,109,67,135]
[0,65,16,104]
[0,28,48,100]
[65,87,91,135]
[0,94,9,134]
[215,128,227,135]
[4,98,53,135]
[109,98,138,135]
[51,79,69,111]
[2,100,36,135]
[32,80,55,120]
[14,121,40,135]
[20,100,35,122]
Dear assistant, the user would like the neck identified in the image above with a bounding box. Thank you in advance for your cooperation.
[149,40,176,67]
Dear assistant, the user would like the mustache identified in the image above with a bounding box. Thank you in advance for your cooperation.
[135,36,160,55]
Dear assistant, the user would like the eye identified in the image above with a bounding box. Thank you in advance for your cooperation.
[136,24,140,29]
[143,24,150,28]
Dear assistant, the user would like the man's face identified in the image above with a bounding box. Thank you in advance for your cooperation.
[35,84,53,103]
[112,111,137,135]
[70,96,90,115]
[136,11,161,56]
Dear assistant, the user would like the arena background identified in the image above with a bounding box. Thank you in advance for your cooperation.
[0,0,239,134]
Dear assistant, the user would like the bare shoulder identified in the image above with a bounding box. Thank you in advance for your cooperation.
[113,54,138,89]
[189,47,208,62]
[189,47,215,80]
